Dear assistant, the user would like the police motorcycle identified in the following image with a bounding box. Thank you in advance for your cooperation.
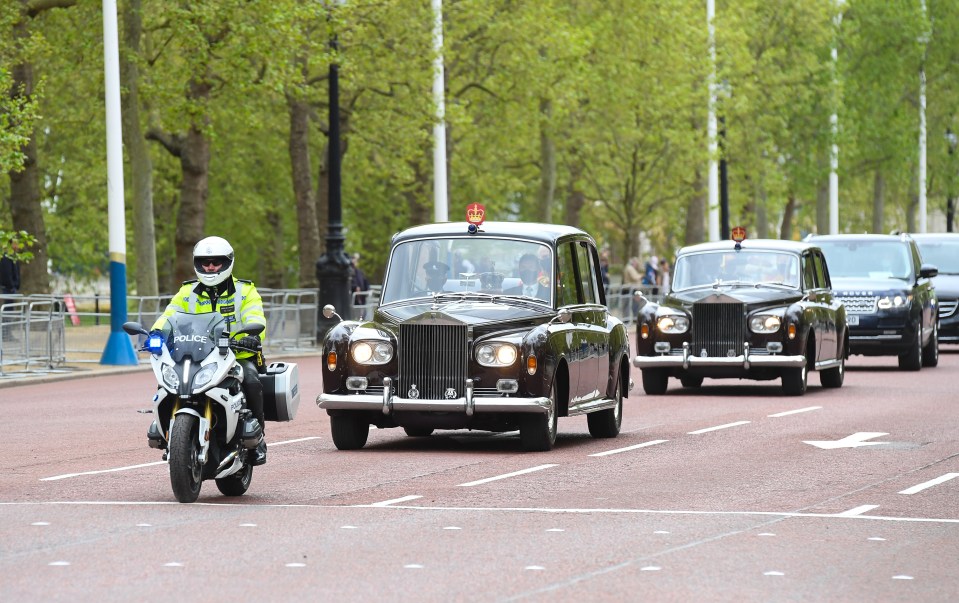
[123,311,299,503]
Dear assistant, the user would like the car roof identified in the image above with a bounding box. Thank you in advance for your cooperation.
[391,221,594,246]
[807,233,915,244]
[906,232,959,241]
[675,238,817,256]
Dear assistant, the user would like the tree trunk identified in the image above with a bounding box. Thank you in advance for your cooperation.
[287,93,320,288]
[315,114,349,253]
[174,119,210,284]
[780,195,797,240]
[536,99,555,223]
[684,170,706,246]
[404,162,429,227]
[564,162,584,228]
[259,207,284,288]
[7,57,49,293]
[872,169,885,234]
[816,180,829,235]
[121,0,158,297]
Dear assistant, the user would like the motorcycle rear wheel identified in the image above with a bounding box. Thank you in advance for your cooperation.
[215,462,253,496]
[169,414,203,503]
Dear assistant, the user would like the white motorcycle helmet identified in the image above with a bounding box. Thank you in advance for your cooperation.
[193,236,235,287]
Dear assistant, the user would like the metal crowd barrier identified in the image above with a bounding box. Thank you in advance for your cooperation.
[351,285,381,320]
[604,285,662,325]
[0,296,68,378]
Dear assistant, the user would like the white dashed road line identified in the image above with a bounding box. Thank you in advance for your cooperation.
[839,505,880,517]
[589,440,668,457]
[768,406,821,417]
[688,421,751,435]
[898,473,959,495]
[457,464,558,487]
[369,495,423,507]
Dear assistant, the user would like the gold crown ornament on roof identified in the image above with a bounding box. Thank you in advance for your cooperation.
[466,203,486,225]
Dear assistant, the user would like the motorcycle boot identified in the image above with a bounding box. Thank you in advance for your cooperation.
[240,359,267,466]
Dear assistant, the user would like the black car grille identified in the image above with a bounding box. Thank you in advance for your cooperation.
[691,302,746,357]
[398,323,468,400]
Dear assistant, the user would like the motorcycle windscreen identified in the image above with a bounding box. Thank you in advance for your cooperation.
[164,311,229,363]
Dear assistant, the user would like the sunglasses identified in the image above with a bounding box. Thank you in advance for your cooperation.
[199,259,223,268]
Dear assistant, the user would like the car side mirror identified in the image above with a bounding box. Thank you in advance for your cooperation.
[322,304,343,322]
[550,308,572,325]
[633,291,649,312]
[919,263,938,279]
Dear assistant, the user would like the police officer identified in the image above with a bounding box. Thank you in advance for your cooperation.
[151,236,269,465]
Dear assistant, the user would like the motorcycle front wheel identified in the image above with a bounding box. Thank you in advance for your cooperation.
[215,462,252,496]
[169,414,203,503]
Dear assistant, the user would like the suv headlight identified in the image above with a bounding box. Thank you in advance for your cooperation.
[656,315,689,334]
[476,343,518,367]
[749,314,782,334]
[877,294,911,309]
[351,341,394,365]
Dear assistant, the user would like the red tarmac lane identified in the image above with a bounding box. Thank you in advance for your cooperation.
[2,342,959,601]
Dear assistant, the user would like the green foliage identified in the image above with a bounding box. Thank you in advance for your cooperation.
[0,229,37,262]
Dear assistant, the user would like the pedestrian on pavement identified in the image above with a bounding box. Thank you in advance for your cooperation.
[351,253,371,319]
[1,241,21,342]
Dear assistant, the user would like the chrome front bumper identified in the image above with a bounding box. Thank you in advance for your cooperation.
[633,341,805,370]
[316,377,550,416]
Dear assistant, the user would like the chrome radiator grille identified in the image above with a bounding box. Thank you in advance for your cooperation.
[398,323,468,400]
[836,295,878,314]
[691,302,745,357]
[939,299,958,319]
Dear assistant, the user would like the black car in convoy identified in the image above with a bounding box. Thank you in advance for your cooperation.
[633,236,847,396]
[911,233,959,344]
[316,220,631,452]
[810,233,938,370]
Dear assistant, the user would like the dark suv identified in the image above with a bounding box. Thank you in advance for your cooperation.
[911,233,959,344]
[810,233,938,370]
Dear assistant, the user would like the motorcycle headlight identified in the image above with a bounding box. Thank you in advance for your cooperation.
[877,294,911,309]
[656,315,689,334]
[351,341,393,365]
[749,315,782,334]
[161,365,180,390]
[193,364,218,389]
[476,343,518,367]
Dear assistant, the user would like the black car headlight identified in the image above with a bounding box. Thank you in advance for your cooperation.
[877,294,911,309]
[351,341,394,365]
[476,343,518,367]
[656,315,689,334]
[749,315,782,334]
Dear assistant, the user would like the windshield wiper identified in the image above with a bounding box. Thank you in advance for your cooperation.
[753,282,795,290]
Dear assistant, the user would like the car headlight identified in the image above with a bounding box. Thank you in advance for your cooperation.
[476,342,518,367]
[877,294,911,309]
[749,314,782,334]
[656,315,689,334]
[193,364,218,389]
[161,365,180,390]
[351,341,393,365]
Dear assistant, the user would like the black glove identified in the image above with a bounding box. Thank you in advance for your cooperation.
[236,336,262,351]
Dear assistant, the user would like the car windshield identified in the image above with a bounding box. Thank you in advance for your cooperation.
[915,239,959,274]
[381,237,553,305]
[816,240,913,280]
[672,250,801,290]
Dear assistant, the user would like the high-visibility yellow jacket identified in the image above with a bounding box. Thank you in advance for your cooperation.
[152,278,266,360]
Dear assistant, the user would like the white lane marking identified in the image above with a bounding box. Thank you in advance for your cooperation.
[239,523,257,527]
[286,563,306,568]
[48,561,70,566]
[898,473,959,495]
[768,406,821,417]
[457,464,558,487]
[839,505,879,517]
[758,533,775,536]
[804,432,889,449]
[164,562,183,567]
[869,537,886,541]
[443,526,461,530]
[39,436,322,481]
[136,523,152,527]
[892,575,914,580]
[341,525,358,529]
[640,566,661,571]
[654,531,669,534]
[764,571,784,576]
[688,421,751,435]
[369,495,422,507]
[5,500,958,524]
[525,566,545,571]
[31,522,50,526]
[547,529,565,532]
[589,440,668,457]
[404,564,424,569]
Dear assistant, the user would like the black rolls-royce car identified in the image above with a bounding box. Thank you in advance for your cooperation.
[633,236,847,396]
[316,219,631,452]
[911,233,959,344]
[810,233,938,370]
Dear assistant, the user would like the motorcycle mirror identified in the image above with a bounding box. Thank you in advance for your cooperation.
[122,321,148,336]
[236,323,265,337]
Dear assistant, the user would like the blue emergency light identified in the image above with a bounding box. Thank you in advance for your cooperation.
[147,335,165,354]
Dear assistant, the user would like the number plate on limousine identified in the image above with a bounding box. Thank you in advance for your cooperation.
[847,315,859,326]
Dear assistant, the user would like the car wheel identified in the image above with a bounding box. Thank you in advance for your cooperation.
[521,380,558,452]
[782,352,809,396]
[330,413,370,450]
[898,327,922,371]
[820,353,844,388]
[921,322,939,368]
[587,377,623,439]
[680,375,703,388]
[642,368,668,395]
[403,427,434,437]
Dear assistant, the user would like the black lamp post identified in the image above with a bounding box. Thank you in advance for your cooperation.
[947,129,957,233]
[316,7,353,343]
